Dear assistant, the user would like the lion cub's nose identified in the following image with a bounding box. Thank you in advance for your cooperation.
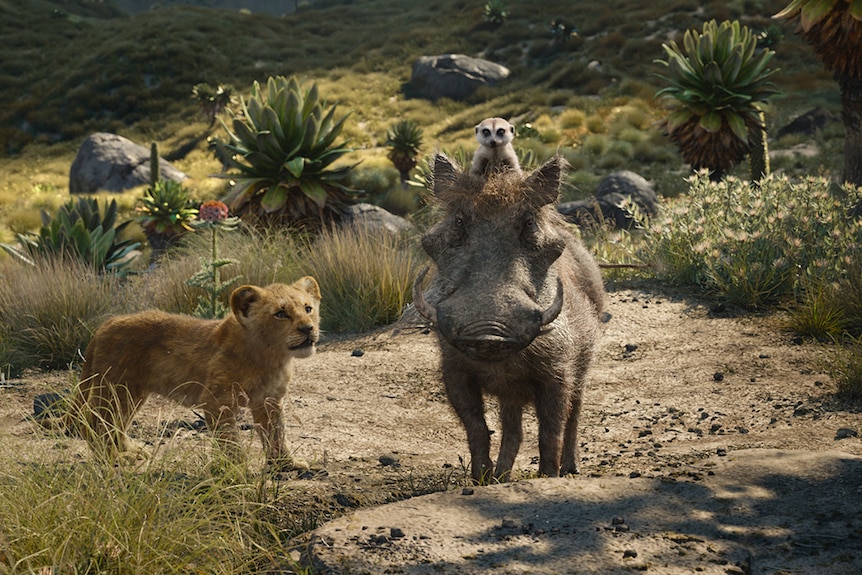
[298,324,314,335]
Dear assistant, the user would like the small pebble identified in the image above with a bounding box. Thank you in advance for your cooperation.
[623,549,638,559]
[836,427,858,440]
[351,349,364,357]
[713,372,724,382]
[461,487,475,496]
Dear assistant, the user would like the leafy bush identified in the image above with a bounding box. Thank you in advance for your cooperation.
[386,119,424,183]
[2,197,141,274]
[639,173,862,309]
[219,75,358,231]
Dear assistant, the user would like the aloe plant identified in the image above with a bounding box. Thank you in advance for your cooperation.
[136,179,198,256]
[218,75,358,231]
[2,197,141,273]
[655,20,780,181]
[774,0,862,186]
[386,119,424,183]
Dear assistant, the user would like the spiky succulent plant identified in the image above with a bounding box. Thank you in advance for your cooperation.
[655,20,780,180]
[774,0,862,186]
[218,75,357,231]
[386,119,424,183]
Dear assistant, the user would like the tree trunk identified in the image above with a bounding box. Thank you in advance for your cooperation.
[840,75,862,188]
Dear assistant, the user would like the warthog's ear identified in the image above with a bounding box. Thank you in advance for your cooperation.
[432,153,461,198]
[525,155,570,207]
[295,276,321,302]
[230,285,261,319]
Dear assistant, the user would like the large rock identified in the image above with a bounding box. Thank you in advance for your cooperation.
[344,203,414,235]
[410,54,510,101]
[69,132,187,194]
[558,170,659,229]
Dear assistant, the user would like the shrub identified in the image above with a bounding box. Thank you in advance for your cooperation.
[639,173,862,309]
[824,335,862,401]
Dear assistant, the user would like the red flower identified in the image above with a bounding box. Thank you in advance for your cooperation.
[198,200,229,222]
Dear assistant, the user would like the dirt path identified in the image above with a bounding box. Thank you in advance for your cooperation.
[2,282,861,573]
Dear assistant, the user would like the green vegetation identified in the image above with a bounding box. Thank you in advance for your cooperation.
[386,119,424,183]
[1,197,141,274]
[218,75,357,230]
[655,19,780,181]
[638,172,862,309]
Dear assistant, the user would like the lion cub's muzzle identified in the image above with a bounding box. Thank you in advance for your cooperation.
[289,324,318,351]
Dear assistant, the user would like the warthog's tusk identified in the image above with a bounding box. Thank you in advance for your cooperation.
[412,265,438,325]
[540,277,564,326]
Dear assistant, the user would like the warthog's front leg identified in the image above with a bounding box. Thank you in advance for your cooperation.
[442,366,493,483]
[560,385,584,475]
[534,384,568,477]
[494,402,524,481]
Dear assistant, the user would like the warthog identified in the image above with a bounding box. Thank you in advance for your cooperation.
[413,154,606,482]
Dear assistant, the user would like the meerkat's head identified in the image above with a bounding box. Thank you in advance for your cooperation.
[475,117,515,149]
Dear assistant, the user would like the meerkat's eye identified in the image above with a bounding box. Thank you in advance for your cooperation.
[275,310,290,320]
[496,128,507,138]
[482,128,492,137]
[305,305,313,314]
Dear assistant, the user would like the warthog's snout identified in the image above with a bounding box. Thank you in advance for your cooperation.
[413,266,564,361]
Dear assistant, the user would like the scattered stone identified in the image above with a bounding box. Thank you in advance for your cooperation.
[717,448,728,456]
[713,372,724,382]
[351,349,365,357]
[390,528,406,539]
[33,392,66,419]
[836,428,858,440]
[461,487,475,496]
[378,455,400,467]
[623,549,638,559]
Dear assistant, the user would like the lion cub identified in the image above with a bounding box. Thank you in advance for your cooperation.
[70,277,321,468]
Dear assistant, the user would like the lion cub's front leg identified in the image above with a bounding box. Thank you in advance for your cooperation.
[251,396,307,471]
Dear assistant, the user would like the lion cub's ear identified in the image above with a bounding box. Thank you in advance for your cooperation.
[295,276,321,302]
[230,285,262,319]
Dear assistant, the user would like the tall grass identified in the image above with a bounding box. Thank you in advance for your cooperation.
[299,226,422,333]
[0,257,126,376]
[0,442,306,574]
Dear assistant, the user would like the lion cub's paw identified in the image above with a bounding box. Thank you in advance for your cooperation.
[268,456,310,473]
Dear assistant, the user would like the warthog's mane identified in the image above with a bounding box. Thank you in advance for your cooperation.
[434,168,560,218]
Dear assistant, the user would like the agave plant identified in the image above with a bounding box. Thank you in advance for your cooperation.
[386,119,424,183]
[774,0,862,186]
[136,179,198,256]
[218,75,358,231]
[655,20,780,181]
[1,197,141,273]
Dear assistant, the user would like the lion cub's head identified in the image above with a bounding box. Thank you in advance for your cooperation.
[230,277,321,359]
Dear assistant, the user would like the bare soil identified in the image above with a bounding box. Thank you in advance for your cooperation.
[2,281,861,573]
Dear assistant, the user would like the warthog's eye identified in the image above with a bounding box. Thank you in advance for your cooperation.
[305,305,313,314]
[275,310,291,320]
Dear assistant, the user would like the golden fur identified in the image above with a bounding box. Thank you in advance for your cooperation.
[69,277,321,467]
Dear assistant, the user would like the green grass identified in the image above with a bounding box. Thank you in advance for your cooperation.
[0,438,310,574]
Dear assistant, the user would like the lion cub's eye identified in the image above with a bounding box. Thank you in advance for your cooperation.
[305,305,313,314]
[275,310,290,320]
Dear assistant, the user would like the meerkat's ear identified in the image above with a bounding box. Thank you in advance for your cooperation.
[230,285,261,319]
[474,125,480,134]
[295,276,321,302]
[509,124,515,134]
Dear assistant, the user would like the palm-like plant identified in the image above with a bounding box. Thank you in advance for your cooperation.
[655,20,780,181]
[218,75,357,231]
[774,0,862,187]
[386,119,424,183]
[136,180,198,256]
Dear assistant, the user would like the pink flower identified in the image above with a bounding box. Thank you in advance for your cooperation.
[198,200,229,222]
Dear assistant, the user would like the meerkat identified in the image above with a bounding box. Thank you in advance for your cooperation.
[471,117,521,177]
